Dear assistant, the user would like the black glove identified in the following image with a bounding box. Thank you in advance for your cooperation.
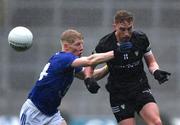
[84,78,100,94]
[114,41,133,58]
[153,69,171,84]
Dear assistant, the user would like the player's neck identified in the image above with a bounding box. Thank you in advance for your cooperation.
[115,31,121,43]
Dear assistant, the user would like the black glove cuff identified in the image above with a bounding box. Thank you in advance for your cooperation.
[84,78,100,94]
[84,78,92,85]
[153,70,159,78]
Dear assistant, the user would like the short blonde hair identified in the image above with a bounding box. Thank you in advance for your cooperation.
[61,29,83,44]
[114,10,133,24]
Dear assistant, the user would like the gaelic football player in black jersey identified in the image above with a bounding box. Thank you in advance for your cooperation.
[84,10,171,125]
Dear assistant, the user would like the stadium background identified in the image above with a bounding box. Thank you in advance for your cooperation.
[0,0,180,124]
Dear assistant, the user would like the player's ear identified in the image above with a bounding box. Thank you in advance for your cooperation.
[112,23,116,30]
[63,42,70,50]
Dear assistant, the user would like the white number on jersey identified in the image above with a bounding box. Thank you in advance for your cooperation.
[123,54,128,60]
[38,63,50,80]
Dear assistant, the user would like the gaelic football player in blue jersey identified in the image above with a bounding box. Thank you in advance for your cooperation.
[19,29,124,125]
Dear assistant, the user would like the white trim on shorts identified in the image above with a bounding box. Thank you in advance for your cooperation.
[19,99,64,125]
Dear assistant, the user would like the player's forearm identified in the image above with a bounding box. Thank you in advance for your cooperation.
[84,66,94,78]
[89,51,114,65]
[144,52,159,74]
[148,62,159,74]
[93,65,109,80]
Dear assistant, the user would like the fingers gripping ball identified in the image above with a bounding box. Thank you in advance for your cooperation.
[8,26,33,52]
[153,70,171,84]
[84,78,100,94]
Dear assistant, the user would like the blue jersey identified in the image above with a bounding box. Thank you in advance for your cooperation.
[28,52,82,116]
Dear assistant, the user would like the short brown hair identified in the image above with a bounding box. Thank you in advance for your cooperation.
[114,10,134,24]
[61,29,83,44]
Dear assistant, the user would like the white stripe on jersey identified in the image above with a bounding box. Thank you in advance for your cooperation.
[144,50,152,57]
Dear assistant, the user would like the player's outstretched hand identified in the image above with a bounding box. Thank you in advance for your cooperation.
[84,78,100,94]
[153,69,171,84]
[114,41,133,58]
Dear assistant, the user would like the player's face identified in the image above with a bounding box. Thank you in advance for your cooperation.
[114,21,133,42]
[69,39,84,57]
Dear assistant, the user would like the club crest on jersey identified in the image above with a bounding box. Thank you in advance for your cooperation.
[134,51,139,56]
[121,104,125,109]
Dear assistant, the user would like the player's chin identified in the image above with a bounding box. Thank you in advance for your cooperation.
[78,53,82,57]
[122,37,130,42]
[78,51,83,57]
[74,52,82,57]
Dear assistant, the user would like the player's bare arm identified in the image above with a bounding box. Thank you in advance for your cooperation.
[71,51,114,67]
[75,65,109,80]
[75,65,109,94]
[92,65,109,80]
[144,50,171,84]
[74,69,85,80]
[144,50,159,74]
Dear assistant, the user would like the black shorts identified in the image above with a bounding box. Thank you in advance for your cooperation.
[109,86,156,123]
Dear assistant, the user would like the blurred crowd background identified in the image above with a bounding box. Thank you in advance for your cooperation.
[0,0,180,124]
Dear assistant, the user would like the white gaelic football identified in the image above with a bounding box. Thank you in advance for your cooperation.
[8,26,33,51]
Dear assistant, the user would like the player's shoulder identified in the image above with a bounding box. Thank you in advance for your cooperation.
[54,52,75,58]
[99,31,115,44]
[132,30,149,44]
[132,30,148,38]
[132,30,148,41]
[132,30,150,50]
[49,52,77,63]
[95,31,115,53]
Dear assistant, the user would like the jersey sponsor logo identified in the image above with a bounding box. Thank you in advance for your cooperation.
[113,60,140,69]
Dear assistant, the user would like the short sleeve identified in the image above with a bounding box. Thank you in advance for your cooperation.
[75,67,83,73]
[143,33,151,53]
[132,31,151,54]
